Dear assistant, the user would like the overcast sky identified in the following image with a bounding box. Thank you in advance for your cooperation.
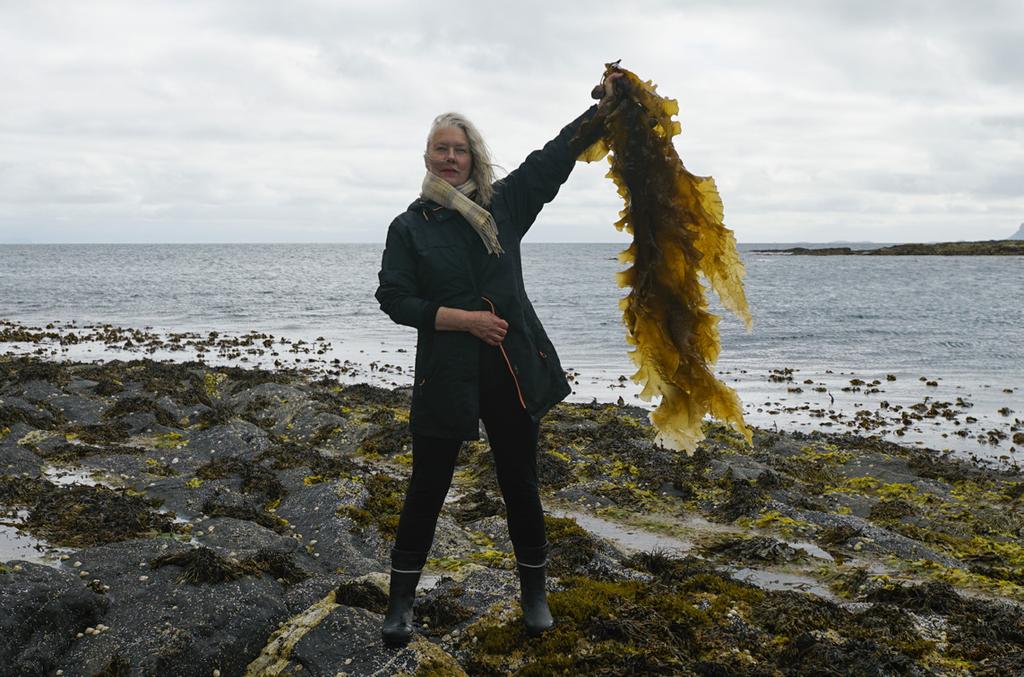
[2,0,1022,244]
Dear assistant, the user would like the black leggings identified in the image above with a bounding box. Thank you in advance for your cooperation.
[393,363,545,563]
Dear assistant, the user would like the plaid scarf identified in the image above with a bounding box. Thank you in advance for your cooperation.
[420,172,504,256]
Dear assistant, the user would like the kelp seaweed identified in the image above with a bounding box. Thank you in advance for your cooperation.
[576,63,752,453]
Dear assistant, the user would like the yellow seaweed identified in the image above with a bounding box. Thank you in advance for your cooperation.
[577,65,752,453]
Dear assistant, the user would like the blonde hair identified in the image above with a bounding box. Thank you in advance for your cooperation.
[426,112,496,208]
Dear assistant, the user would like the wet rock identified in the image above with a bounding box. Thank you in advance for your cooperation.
[177,421,271,471]
[66,378,100,394]
[0,396,57,429]
[55,538,290,677]
[49,394,106,426]
[227,382,307,413]
[188,517,299,558]
[707,456,773,483]
[265,601,463,677]
[767,502,961,567]
[111,410,160,435]
[0,562,109,676]
[284,572,348,614]
[275,477,384,577]
[0,426,45,476]
[15,380,66,406]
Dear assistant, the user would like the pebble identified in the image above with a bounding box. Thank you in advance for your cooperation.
[73,561,82,568]
[213,671,221,677]
[139,575,149,582]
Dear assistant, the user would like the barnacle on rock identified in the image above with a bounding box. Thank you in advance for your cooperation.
[577,64,752,453]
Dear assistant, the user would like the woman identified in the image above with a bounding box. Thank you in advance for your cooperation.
[374,73,621,647]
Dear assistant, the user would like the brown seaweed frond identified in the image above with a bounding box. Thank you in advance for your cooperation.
[151,546,259,584]
[578,64,752,453]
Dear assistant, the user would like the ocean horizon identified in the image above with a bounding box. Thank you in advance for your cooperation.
[3,242,1022,463]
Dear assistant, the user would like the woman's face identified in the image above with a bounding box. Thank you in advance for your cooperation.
[426,126,472,187]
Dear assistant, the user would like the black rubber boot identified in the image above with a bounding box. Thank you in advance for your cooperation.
[516,543,554,637]
[381,548,426,648]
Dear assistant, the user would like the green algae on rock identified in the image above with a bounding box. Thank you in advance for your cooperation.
[576,64,752,454]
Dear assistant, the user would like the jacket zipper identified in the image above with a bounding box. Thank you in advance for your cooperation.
[481,296,527,410]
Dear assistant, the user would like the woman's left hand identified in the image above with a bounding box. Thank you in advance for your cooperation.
[597,71,625,111]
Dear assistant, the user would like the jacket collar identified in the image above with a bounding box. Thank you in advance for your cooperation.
[408,197,456,222]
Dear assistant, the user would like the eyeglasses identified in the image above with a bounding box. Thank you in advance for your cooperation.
[429,144,470,159]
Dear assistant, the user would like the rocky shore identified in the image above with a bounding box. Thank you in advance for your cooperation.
[3,356,1024,676]
[760,240,1024,256]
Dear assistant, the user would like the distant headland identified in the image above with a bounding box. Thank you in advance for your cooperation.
[756,238,1024,256]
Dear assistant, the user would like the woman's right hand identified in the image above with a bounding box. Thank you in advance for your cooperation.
[434,307,509,345]
[466,310,509,346]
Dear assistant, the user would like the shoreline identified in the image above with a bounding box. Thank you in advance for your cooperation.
[4,317,1021,466]
[2,355,1024,674]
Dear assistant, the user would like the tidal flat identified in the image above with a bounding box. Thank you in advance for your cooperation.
[2,356,1023,676]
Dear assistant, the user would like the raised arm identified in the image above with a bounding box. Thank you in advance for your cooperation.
[495,107,597,239]
[496,72,624,238]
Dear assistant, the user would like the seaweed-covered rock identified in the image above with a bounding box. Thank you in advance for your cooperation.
[3,355,1023,675]
[0,396,58,429]
[701,536,808,564]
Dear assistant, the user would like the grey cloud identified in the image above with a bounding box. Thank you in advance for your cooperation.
[1,1,1022,244]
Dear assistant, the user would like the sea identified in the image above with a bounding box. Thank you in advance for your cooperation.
[2,243,1022,463]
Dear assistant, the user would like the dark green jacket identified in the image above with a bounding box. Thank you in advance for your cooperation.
[375,106,598,440]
